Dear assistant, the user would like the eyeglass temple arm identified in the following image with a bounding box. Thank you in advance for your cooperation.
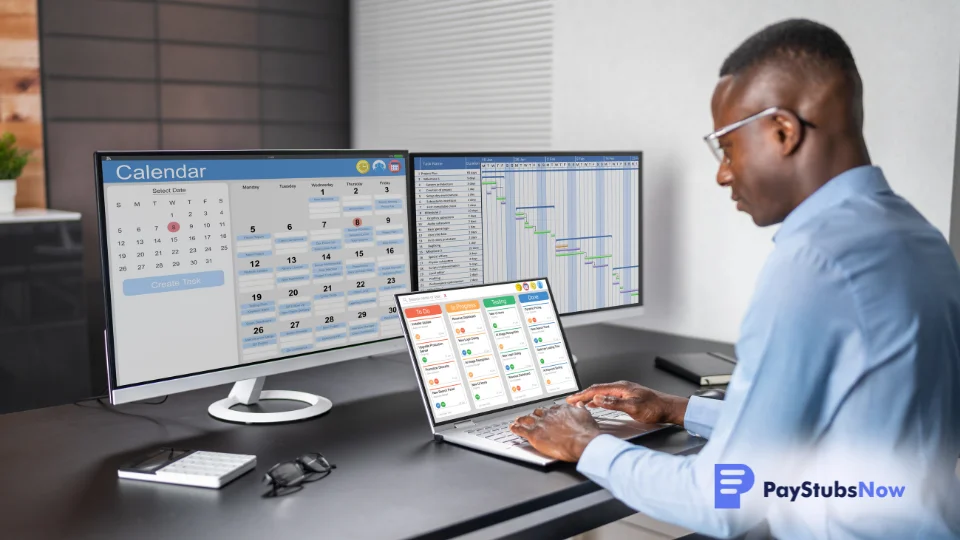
[705,106,781,141]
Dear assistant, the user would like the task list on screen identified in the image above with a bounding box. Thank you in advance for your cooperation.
[399,281,578,423]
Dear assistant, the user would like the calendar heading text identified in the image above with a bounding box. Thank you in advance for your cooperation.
[115,164,207,181]
[101,158,405,183]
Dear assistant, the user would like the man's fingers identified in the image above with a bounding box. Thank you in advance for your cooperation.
[510,415,538,436]
[514,415,538,427]
[566,382,630,405]
[532,408,546,417]
[592,394,629,411]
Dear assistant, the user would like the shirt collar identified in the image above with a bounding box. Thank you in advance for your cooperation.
[773,165,890,243]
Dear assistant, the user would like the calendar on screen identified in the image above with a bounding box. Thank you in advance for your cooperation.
[99,154,412,387]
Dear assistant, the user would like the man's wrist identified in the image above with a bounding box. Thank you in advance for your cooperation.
[662,396,689,426]
[572,430,602,460]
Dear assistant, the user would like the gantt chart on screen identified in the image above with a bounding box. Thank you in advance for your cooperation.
[413,155,640,314]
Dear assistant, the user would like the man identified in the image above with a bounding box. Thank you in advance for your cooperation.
[510,19,960,539]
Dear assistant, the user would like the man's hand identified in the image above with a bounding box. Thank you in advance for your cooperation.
[510,405,601,462]
[566,381,689,426]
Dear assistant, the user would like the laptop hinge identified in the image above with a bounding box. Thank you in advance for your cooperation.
[454,420,476,429]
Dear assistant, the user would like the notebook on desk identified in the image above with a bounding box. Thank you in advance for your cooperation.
[654,352,736,386]
[395,278,667,466]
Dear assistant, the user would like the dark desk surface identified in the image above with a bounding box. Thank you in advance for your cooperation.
[0,324,733,540]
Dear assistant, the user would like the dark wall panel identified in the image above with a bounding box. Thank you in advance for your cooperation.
[259,13,331,51]
[40,0,351,402]
[262,0,345,17]
[262,88,343,123]
[158,4,258,46]
[162,123,261,149]
[159,0,258,7]
[259,51,330,87]
[160,44,259,82]
[43,38,157,79]
[262,125,348,149]
[42,0,157,39]
[45,80,158,120]
[161,85,260,120]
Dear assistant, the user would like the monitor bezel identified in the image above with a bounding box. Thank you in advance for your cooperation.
[395,277,585,428]
[94,149,417,403]
[409,151,644,316]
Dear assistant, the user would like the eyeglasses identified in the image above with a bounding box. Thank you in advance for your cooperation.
[703,106,779,164]
[703,107,815,165]
[262,452,336,497]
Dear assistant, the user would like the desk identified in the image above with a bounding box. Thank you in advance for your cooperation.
[0,324,733,540]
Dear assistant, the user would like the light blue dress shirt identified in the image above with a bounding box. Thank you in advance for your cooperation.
[578,166,960,539]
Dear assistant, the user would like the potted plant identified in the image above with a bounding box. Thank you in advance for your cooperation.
[0,132,31,213]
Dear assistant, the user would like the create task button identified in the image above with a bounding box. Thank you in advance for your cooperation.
[123,270,225,296]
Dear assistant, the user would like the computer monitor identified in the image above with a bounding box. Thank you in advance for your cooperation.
[410,152,642,327]
[95,150,415,423]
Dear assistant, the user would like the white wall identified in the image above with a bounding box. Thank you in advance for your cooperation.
[352,0,554,151]
[552,0,960,342]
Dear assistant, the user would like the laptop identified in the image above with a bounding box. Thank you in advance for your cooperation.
[395,278,666,466]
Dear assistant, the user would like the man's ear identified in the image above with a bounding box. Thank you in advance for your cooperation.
[772,110,803,156]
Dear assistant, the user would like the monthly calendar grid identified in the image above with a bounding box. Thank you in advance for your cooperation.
[104,173,411,370]
[229,177,410,363]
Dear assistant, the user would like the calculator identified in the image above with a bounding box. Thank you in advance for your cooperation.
[118,448,257,489]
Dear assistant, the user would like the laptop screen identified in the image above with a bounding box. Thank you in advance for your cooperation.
[396,279,581,426]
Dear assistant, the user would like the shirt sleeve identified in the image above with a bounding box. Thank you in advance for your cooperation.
[683,396,724,439]
[576,245,862,538]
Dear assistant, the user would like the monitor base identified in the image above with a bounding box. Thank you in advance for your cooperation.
[207,377,332,424]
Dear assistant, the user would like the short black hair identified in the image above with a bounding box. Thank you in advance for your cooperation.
[720,19,859,80]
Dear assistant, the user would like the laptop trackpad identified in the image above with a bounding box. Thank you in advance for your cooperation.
[597,419,663,438]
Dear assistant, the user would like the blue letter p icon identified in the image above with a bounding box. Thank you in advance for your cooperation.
[715,464,755,509]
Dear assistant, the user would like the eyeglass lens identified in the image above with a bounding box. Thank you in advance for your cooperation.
[268,462,307,487]
[705,138,725,163]
[299,453,333,474]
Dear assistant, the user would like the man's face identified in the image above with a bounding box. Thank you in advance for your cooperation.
[710,76,796,227]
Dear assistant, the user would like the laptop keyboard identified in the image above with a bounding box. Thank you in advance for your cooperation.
[467,422,528,447]
[465,407,632,447]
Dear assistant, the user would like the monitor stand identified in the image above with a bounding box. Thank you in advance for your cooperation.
[207,377,332,424]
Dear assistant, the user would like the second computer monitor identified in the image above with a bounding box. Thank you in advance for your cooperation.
[411,152,641,324]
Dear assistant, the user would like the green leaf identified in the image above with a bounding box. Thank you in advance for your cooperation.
[0,132,32,179]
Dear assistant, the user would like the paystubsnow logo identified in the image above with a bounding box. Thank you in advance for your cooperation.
[715,464,755,508]
[715,464,906,509]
